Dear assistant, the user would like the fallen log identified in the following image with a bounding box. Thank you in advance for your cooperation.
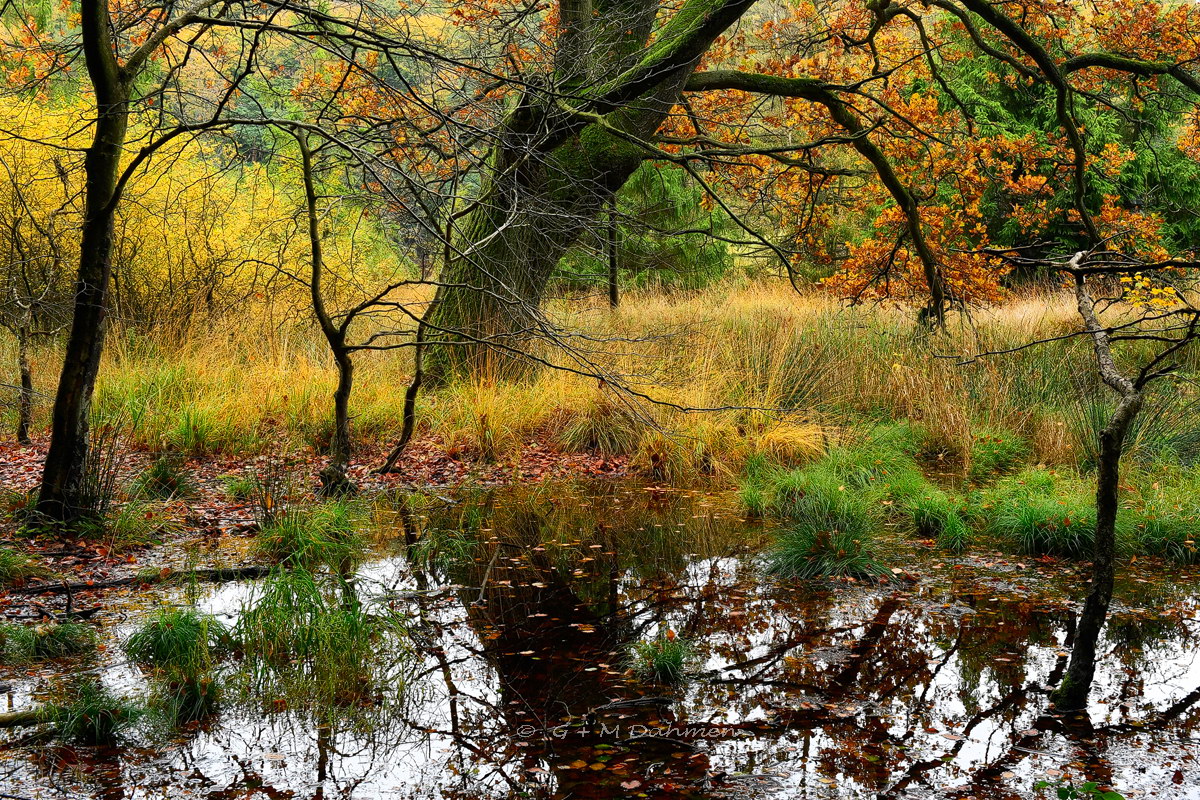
[6,565,275,596]
[0,709,48,729]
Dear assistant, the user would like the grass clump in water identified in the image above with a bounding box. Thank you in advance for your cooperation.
[131,454,196,499]
[235,569,411,711]
[906,489,969,552]
[253,500,368,571]
[764,469,887,579]
[1,621,97,662]
[124,608,230,723]
[50,678,144,745]
[627,631,696,685]
[979,468,1109,559]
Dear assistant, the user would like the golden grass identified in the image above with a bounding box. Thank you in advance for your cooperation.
[0,282,1133,483]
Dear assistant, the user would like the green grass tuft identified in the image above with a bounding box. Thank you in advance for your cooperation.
[985,483,1100,559]
[131,454,196,499]
[51,679,144,745]
[253,500,368,571]
[124,607,230,668]
[221,472,263,501]
[767,524,888,580]
[125,608,229,723]
[76,500,176,550]
[1,621,97,662]
[627,632,696,684]
[1127,494,1200,565]
[968,430,1030,484]
[0,546,49,586]
[764,469,887,579]
[235,569,411,710]
[905,489,969,552]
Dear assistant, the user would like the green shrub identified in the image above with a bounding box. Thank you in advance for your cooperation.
[2,622,97,662]
[131,454,195,499]
[627,632,696,684]
[968,431,1030,484]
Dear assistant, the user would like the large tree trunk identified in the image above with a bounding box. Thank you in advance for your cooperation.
[37,7,128,521]
[421,120,649,381]
[418,0,753,381]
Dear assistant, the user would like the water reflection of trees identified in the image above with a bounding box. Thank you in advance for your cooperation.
[405,485,1200,800]
[6,484,1199,799]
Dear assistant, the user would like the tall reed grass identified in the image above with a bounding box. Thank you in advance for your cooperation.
[3,283,1199,483]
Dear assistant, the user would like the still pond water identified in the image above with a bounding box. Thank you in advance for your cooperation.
[2,481,1199,799]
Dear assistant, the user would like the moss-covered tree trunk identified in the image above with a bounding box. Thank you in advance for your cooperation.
[419,0,757,380]
[422,125,647,379]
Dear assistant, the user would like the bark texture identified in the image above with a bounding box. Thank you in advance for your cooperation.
[37,0,129,521]
[420,0,757,380]
[1053,268,1143,711]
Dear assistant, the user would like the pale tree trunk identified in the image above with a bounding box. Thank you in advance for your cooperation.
[37,0,129,521]
[1053,271,1142,711]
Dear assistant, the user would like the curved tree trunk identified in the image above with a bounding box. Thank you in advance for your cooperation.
[297,133,357,496]
[1053,270,1143,712]
[1052,392,1140,711]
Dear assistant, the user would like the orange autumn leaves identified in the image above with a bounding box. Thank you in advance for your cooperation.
[683,0,1199,308]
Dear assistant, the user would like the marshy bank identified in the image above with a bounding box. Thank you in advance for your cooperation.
[1,481,1197,799]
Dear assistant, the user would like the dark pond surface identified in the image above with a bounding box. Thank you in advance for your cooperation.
[2,481,1199,799]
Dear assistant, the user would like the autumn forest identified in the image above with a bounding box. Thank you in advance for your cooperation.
[2,0,1200,797]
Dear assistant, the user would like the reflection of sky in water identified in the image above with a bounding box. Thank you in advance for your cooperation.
[2,484,1199,798]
